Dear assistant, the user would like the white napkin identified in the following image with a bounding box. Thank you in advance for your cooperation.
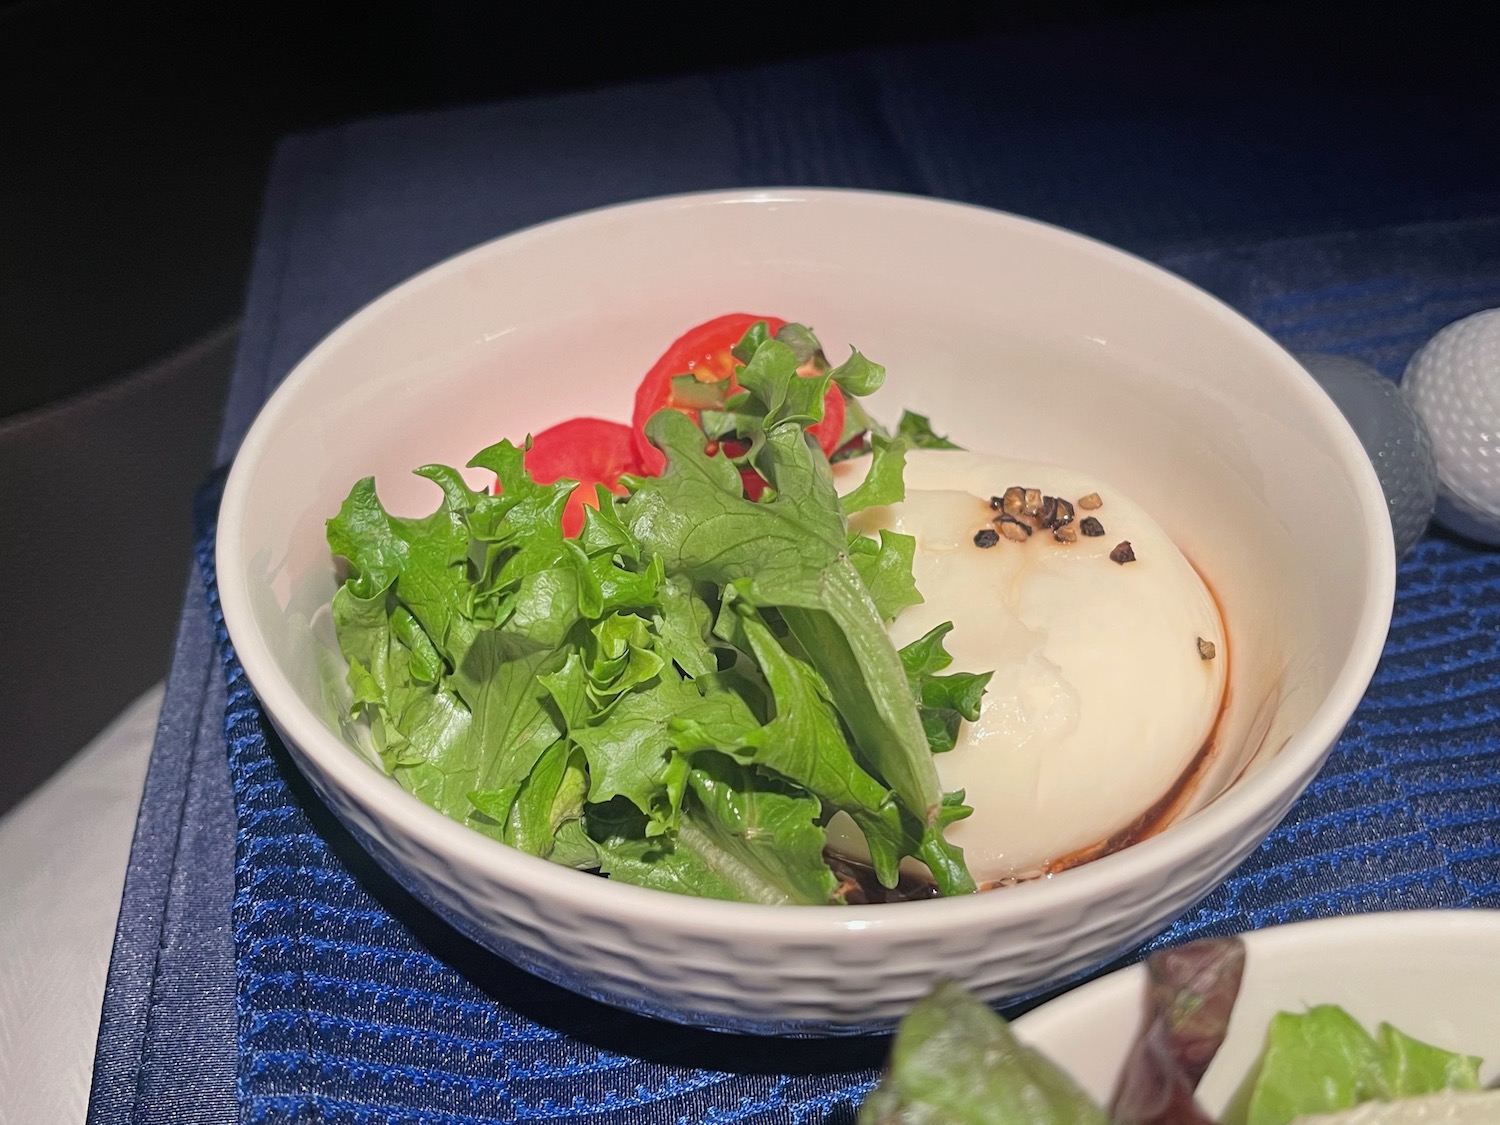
[0,685,161,1125]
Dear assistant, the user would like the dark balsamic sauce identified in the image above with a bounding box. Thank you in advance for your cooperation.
[1041,561,1232,879]
[824,851,940,904]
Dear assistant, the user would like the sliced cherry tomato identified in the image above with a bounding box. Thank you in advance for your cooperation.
[519,417,642,537]
[630,312,846,475]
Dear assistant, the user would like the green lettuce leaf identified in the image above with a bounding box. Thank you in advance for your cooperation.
[847,530,923,623]
[840,434,908,517]
[828,347,886,396]
[567,674,698,833]
[731,319,777,363]
[1223,1006,1483,1125]
[652,575,718,678]
[859,981,1107,1125]
[895,409,961,450]
[898,623,993,754]
[492,741,588,860]
[1377,1022,1485,1096]
[680,599,916,888]
[590,755,837,905]
[772,321,825,367]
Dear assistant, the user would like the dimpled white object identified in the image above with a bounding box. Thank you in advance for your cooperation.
[1299,354,1437,558]
[1403,308,1500,545]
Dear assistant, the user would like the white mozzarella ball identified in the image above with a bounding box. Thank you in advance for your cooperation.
[833,450,1227,884]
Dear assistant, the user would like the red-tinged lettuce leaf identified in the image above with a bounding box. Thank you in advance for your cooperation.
[1110,936,1247,1125]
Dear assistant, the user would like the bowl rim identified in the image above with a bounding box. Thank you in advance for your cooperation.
[216,185,1397,941]
[1012,907,1500,1042]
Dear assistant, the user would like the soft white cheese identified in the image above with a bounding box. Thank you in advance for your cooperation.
[832,449,1226,884]
[1291,1091,1500,1123]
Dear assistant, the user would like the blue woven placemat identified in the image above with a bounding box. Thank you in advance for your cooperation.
[187,219,1500,1124]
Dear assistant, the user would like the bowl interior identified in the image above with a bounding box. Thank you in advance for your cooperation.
[1013,911,1500,1110]
[222,189,1390,899]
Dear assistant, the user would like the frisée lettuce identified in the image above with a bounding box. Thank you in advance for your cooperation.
[325,326,982,903]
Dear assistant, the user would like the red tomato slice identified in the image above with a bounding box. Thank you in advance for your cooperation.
[520,417,642,537]
[630,312,846,476]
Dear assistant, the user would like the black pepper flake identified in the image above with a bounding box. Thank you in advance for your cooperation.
[1110,540,1136,564]
[1000,486,1028,520]
[1080,516,1106,537]
[989,495,1005,510]
[1048,497,1075,529]
[1077,492,1103,510]
[996,514,1033,541]
[1197,637,1217,660]
[1053,525,1078,543]
[973,528,1001,548]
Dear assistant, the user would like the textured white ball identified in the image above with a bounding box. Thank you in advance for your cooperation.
[1298,354,1437,558]
[1403,308,1500,545]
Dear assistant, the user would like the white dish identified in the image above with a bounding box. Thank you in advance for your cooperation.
[216,187,1395,1033]
[1014,909,1500,1111]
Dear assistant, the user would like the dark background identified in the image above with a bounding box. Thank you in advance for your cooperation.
[1,0,1241,417]
[1,0,1494,812]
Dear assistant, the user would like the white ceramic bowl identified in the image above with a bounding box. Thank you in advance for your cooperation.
[1014,909,1500,1108]
[216,188,1395,1034]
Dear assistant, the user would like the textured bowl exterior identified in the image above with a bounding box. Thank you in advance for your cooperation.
[270,710,1316,1034]
[220,189,1395,1034]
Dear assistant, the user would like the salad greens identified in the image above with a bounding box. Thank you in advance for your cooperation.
[326,322,984,903]
[859,936,1488,1125]
[1112,939,1248,1125]
[861,980,1108,1125]
[1224,1007,1482,1125]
